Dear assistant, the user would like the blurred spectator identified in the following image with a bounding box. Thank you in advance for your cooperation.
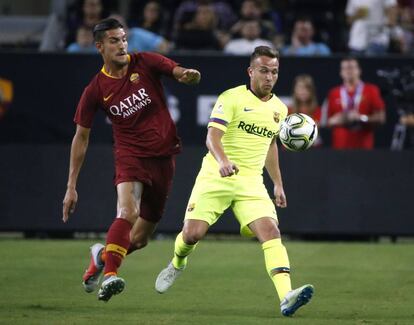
[66,26,98,53]
[259,0,283,33]
[224,19,274,54]
[400,113,414,126]
[325,57,386,149]
[173,0,237,33]
[389,2,414,53]
[399,113,414,148]
[137,1,168,36]
[289,74,321,122]
[230,0,278,41]
[66,0,106,46]
[346,0,397,55]
[174,4,224,50]
[281,17,331,56]
[110,14,170,53]
[0,77,13,120]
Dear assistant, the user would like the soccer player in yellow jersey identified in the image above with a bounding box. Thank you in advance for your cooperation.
[155,46,314,317]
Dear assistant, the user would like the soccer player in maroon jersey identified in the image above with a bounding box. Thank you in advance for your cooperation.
[62,18,201,302]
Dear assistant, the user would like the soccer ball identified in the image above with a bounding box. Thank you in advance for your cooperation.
[279,113,318,151]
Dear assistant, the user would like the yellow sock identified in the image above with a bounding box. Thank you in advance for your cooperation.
[262,238,292,301]
[172,232,197,269]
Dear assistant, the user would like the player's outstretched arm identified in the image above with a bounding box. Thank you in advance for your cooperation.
[206,126,239,177]
[265,139,287,208]
[172,66,201,85]
[62,125,91,223]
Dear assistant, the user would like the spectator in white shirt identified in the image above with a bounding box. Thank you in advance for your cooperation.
[224,19,274,55]
[346,0,397,54]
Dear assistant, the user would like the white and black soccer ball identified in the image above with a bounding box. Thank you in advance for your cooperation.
[279,113,318,151]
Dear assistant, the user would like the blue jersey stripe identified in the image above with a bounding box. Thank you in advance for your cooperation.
[209,117,228,126]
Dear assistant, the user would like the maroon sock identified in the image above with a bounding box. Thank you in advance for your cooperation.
[104,218,132,276]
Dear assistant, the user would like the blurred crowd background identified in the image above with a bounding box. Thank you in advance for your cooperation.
[0,0,413,56]
[1,0,414,151]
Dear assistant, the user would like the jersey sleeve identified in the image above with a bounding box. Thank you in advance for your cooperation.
[280,102,288,121]
[73,82,100,128]
[276,102,288,136]
[327,88,340,117]
[141,52,178,77]
[207,90,235,132]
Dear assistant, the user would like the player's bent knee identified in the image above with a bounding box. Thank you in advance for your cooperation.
[182,228,204,245]
[270,225,281,238]
[257,225,281,242]
[118,207,140,223]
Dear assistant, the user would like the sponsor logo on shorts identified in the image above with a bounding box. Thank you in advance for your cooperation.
[237,121,277,138]
[187,203,195,212]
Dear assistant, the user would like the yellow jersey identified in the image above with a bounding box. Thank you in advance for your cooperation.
[203,85,287,176]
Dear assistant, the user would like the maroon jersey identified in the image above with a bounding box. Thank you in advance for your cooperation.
[74,52,181,157]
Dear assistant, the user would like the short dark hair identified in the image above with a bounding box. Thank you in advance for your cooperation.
[250,46,279,63]
[341,56,359,64]
[341,56,360,69]
[295,16,313,24]
[93,18,123,42]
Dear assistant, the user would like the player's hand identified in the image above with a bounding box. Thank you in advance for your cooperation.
[274,185,287,208]
[62,187,78,223]
[178,69,201,85]
[327,113,346,127]
[346,110,361,123]
[219,160,239,177]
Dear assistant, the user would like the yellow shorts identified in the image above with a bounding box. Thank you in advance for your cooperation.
[184,170,277,237]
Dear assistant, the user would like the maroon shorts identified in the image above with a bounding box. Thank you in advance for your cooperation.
[114,155,176,223]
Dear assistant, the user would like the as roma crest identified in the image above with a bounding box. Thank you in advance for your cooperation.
[130,73,140,83]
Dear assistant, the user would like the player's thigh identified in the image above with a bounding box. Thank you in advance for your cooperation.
[184,174,233,227]
[116,181,144,221]
[140,156,175,223]
[232,178,277,237]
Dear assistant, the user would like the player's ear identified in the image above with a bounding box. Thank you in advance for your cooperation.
[95,41,103,53]
[247,66,253,78]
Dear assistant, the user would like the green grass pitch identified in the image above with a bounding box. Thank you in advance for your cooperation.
[1,239,413,325]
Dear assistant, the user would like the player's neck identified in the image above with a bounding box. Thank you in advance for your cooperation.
[344,79,360,91]
[249,86,272,102]
[103,63,129,79]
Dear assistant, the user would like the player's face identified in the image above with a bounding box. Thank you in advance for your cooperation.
[97,28,128,67]
[248,56,279,98]
[340,60,361,83]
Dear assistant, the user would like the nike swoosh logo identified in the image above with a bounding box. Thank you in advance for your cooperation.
[103,93,114,101]
[244,108,254,112]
